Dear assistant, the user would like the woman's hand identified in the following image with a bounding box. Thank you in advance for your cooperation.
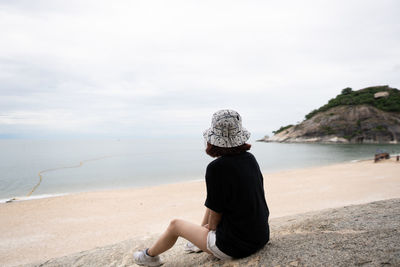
[208,209,222,231]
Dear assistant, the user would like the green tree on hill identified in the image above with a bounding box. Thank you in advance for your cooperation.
[272,124,293,134]
[341,87,353,95]
[305,86,400,120]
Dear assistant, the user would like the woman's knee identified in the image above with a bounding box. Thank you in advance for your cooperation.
[167,218,183,233]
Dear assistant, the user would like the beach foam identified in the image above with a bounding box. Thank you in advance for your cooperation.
[0,193,68,204]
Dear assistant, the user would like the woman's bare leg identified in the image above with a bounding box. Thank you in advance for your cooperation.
[147,219,211,256]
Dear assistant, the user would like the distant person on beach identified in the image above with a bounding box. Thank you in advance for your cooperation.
[134,109,270,266]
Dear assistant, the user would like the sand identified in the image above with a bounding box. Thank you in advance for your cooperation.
[25,198,400,267]
[0,158,399,266]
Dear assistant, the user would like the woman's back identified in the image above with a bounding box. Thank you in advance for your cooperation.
[205,152,270,258]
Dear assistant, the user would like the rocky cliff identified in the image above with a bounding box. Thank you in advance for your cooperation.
[262,86,400,144]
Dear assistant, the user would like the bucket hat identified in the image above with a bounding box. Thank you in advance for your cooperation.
[203,109,251,148]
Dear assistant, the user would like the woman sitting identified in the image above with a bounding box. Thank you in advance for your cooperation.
[134,109,270,266]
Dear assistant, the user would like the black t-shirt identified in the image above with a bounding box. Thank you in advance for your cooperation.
[205,152,270,258]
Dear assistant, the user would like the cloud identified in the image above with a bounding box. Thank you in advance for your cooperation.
[1,0,399,138]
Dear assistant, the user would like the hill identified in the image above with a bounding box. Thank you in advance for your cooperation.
[263,85,400,144]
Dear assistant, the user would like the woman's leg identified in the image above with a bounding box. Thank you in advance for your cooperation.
[147,219,212,256]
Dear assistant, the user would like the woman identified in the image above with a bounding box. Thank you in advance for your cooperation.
[134,109,270,266]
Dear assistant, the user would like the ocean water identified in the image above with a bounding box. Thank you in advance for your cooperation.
[1,138,399,201]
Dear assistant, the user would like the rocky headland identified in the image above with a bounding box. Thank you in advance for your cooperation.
[261,85,400,144]
[23,198,400,267]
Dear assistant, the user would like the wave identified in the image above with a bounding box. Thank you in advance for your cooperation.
[0,193,68,204]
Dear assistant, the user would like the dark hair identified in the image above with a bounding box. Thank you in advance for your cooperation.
[205,143,251,158]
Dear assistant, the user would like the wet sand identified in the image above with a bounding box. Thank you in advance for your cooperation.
[0,158,399,266]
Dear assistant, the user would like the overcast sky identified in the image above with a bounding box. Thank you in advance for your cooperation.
[1,0,399,139]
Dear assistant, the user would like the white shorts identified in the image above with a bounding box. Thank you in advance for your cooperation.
[206,231,233,260]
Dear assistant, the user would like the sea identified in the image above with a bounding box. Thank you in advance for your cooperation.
[1,138,399,202]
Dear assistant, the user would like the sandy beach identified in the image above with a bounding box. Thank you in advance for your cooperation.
[1,158,399,266]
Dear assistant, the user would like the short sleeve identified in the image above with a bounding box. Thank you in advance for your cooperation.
[204,163,224,213]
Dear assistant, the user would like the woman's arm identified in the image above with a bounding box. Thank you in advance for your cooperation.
[201,208,211,226]
[207,209,222,231]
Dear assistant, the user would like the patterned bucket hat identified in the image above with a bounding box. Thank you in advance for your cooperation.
[203,109,251,148]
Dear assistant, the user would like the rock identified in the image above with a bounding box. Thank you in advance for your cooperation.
[374,91,389,98]
[266,105,400,144]
[257,135,271,142]
[264,86,400,144]
[25,198,400,267]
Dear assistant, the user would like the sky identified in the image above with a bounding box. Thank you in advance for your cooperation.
[1,0,399,139]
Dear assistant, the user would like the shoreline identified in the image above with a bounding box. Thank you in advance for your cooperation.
[0,178,206,205]
[1,158,399,266]
[0,157,376,205]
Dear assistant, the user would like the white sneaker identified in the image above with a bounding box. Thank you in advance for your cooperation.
[184,241,202,253]
[133,249,163,266]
